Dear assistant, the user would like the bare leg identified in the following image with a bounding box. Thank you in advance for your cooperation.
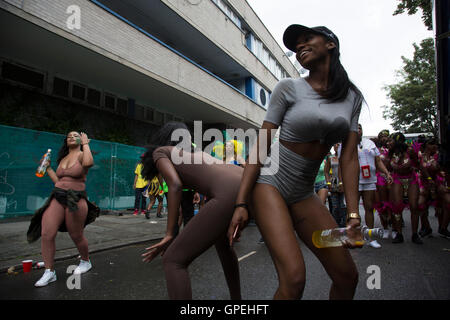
[389,183,404,235]
[418,189,431,231]
[408,183,420,235]
[162,197,239,299]
[214,233,241,300]
[377,185,390,229]
[439,191,450,231]
[41,199,65,270]
[252,184,306,299]
[317,188,328,204]
[290,195,359,300]
[156,195,163,216]
[362,190,375,229]
[147,196,156,212]
[65,199,89,261]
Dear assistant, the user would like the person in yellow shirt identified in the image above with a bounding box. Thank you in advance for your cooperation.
[133,154,148,215]
[145,175,165,219]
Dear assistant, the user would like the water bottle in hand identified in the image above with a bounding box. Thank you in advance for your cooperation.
[312,226,383,248]
[36,149,52,178]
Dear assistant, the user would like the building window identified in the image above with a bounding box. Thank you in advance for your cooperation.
[87,88,101,107]
[72,83,86,101]
[245,33,289,80]
[2,62,44,90]
[154,110,163,124]
[135,104,145,120]
[117,98,128,115]
[211,0,242,29]
[104,93,116,110]
[165,114,174,123]
[145,108,154,122]
[53,77,70,97]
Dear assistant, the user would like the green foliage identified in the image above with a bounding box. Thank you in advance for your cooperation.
[393,0,433,30]
[382,38,437,135]
[95,126,134,145]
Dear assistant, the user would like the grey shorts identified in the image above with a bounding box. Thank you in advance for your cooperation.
[359,183,377,192]
[256,141,323,206]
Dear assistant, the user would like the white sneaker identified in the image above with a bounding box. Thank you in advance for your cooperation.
[74,259,92,275]
[382,229,391,239]
[369,240,382,248]
[35,269,57,287]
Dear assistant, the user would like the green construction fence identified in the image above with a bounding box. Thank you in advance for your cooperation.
[0,125,150,219]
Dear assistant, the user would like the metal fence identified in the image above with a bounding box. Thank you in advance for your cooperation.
[0,125,146,219]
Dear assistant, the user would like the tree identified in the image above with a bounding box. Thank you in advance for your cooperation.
[382,38,437,135]
[393,0,433,30]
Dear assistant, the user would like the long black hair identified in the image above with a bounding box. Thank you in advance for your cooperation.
[388,132,407,158]
[56,131,84,164]
[322,43,364,104]
[141,122,192,181]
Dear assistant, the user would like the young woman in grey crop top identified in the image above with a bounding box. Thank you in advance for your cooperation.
[228,25,364,300]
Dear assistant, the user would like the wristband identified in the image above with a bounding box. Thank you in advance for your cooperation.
[234,203,248,210]
[346,212,361,222]
[326,182,331,185]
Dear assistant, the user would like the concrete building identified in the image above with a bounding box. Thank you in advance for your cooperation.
[0,0,299,142]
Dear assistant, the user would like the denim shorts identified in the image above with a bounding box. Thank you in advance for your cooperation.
[314,180,327,193]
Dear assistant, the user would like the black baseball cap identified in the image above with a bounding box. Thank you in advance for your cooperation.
[283,24,340,52]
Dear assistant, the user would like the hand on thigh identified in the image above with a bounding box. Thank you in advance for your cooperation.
[289,196,358,283]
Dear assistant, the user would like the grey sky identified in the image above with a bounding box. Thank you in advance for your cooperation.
[246,0,434,136]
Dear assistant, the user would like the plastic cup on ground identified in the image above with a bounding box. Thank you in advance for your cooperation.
[22,260,33,273]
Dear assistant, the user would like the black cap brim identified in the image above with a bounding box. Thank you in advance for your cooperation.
[283,24,318,52]
[283,24,338,52]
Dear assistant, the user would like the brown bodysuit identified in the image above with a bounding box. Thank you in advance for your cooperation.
[44,160,88,224]
[153,146,243,299]
[55,160,87,191]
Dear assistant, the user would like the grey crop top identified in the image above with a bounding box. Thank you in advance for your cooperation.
[264,77,362,146]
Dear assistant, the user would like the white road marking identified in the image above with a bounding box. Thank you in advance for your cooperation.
[238,251,257,262]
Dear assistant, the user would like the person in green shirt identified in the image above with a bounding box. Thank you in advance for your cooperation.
[314,157,329,204]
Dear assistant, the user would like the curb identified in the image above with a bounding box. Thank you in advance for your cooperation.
[2,236,163,274]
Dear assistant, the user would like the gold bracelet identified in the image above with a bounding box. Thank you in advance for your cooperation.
[346,212,361,222]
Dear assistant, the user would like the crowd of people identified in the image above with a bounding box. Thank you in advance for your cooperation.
[370,130,449,241]
[26,23,448,300]
[317,126,449,249]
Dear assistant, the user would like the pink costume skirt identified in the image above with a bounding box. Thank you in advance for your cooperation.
[376,172,388,187]
[392,172,419,185]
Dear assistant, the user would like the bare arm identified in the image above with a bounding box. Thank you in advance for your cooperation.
[79,132,94,168]
[46,166,59,184]
[234,121,278,205]
[339,131,360,226]
[133,174,138,189]
[155,158,183,237]
[141,164,182,263]
[324,157,331,184]
[375,156,393,184]
[228,121,278,245]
